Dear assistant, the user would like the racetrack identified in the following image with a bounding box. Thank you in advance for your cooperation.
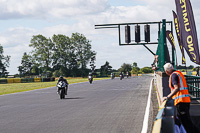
[0,76,153,133]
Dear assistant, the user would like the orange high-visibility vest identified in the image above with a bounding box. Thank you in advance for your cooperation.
[169,70,191,105]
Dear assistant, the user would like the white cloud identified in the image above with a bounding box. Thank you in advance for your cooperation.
[0,27,36,47]
[4,44,32,74]
[0,0,109,19]
[0,36,7,44]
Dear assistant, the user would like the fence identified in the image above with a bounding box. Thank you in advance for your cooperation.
[0,77,55,84]
[152,100,175,133]
[185,75,200,100]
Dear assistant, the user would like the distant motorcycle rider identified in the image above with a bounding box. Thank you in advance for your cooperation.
[119,72,123,80]
[111,73,115,79]
[57,76,68,95]
[88,73,93,84]
[126,71,129,78]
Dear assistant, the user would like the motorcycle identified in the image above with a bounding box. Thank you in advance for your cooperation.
[111,74,115,79]
[126,74,129,78]
[120,74,123,80]
[88,75,93,84]
[57,81,67,99]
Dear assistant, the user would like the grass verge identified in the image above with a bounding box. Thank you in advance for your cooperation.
[0,77,109,95]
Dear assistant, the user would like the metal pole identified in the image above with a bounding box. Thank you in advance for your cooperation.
[143,44,155,55]
[118,25,121,45]
[158,23,161,41]
[162,19,167,64]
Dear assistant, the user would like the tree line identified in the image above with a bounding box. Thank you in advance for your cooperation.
[0,32,154,78]
[98,61,153,76]
[17,32,96,77]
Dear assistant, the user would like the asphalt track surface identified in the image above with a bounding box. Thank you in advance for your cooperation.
[0,76,153,133]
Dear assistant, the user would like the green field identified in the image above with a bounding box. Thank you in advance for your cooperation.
[0,78,109,95]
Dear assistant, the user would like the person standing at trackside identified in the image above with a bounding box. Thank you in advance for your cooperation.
[162,63,197,133]
[196,67,199,76]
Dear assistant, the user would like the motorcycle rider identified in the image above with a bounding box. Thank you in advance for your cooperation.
[111,73,115,79]
[111,73,114,79]
[88,73,93,83]
[126,71,129,78]
[57,76,68,95]
[119,72,123,80]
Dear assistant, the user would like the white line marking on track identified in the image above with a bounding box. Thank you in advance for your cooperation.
[141,78,153,133]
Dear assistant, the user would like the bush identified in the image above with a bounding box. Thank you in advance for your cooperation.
[139,67,153,73]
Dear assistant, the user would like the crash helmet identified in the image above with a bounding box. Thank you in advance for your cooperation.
[59,76,63,80]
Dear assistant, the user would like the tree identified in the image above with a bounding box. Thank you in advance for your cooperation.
[27,33,96,77]
[52,66,66,77]
[90,54,96,74]
[52,34,73,76]
[20,52,33,76]
[29,35,53,73]
[31,65,40,75]
[68,53,80,77]
[18,66,23,78]
[0,44,11,77]
[139,67,153,73]
[52,35,88,76]
[133,62,138,68]
[131,62,140,75]
[100,61,112,76]
[118,63,132,73]
[71,33,95,76]
[52,34,71,69]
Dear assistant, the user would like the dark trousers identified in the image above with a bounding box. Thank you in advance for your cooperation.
[176,102,196,133]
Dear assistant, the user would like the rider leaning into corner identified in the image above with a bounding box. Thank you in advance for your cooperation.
[57,76,69,95]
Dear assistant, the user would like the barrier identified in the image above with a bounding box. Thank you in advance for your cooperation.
[0,77,55,84]
[13,78,21,83]
[50,77,55,81]
[182,72,187,75]
[41,77,55,82]
[21,78,28,83]
[7,78,14,83]
[0,79,7,84]
[42,78,50,82]
[152,100,175,133]
[185,75,200,100]
[192,71,197,75]
[21,78,34,83]
[34,78,41,82]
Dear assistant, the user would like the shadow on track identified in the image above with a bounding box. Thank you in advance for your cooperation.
[60,97,84,100]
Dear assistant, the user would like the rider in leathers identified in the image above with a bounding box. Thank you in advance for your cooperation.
[57,76,68,95]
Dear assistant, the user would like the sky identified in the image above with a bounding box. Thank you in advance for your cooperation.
[0,0,200,75]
